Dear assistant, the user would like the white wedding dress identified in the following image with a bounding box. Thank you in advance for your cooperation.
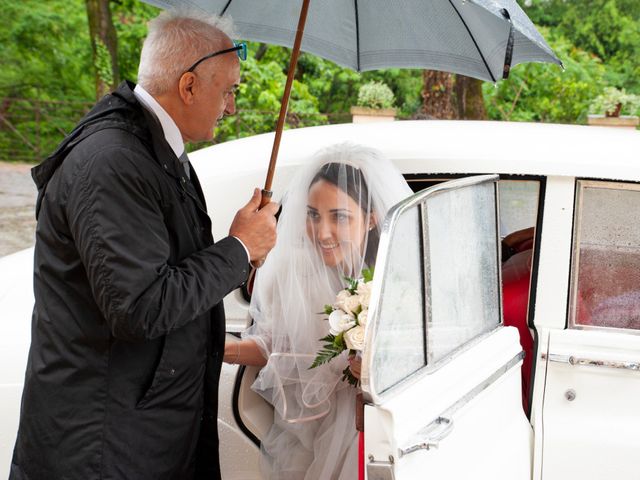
[243,144,412,480]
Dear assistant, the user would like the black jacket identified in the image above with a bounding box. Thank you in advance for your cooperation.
[10,81,249,480]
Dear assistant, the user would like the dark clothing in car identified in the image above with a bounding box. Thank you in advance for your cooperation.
[10,81,249,480]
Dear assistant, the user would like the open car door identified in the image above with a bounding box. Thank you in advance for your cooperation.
[361,175,532,480]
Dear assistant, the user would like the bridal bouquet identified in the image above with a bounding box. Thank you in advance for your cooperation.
[310,268,373,386]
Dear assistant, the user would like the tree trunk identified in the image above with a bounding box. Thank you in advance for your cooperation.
[86,0,119,100]
[420,71,488,121]
[254,43,268,61]
[420,70,456,119]
[455,75,487,120]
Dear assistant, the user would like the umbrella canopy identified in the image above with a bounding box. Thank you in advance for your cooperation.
[144,0,561,82]
[142,0,562,215]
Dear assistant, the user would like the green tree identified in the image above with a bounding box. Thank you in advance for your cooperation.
[483,29,607,123]
[111,0,159,82]
[208,43,327,147]
[0,0,95,100]
[2,0,638,162]
[85,0,120,99]
[0,0,159,161]
[0,1,95,160]
[525,0,640,91]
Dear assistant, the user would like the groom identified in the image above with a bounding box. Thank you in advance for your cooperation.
[10,10,277,480]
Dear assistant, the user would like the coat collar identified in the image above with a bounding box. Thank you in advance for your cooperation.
[133,84,185,159]
[32,81,187,190]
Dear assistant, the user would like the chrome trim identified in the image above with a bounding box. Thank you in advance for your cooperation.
[568,180,640,334]
[420,201,431,366]
[361,174,500,405]
[398,417,454,456]
[570,323,640,336]
[398,350,524,458]
[495,179,505,330]
[541,352,640,371]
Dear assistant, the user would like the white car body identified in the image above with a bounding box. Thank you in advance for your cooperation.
[1,120,639,479]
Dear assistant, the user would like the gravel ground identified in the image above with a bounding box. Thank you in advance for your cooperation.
[0,162,37,257]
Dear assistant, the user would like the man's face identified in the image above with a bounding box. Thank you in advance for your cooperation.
[182,50,240,143]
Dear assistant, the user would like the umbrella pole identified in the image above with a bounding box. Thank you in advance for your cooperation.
[260,0,311,208]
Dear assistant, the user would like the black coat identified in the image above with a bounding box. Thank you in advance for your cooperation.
[10,81,249,480]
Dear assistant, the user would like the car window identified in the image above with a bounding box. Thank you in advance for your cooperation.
[569,180,640,331]
[404,176,539,239]
[371,207,425,393]
[498,180,539,238]
[370,176,501,397]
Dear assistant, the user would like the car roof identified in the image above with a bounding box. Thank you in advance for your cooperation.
[190,120,640,182]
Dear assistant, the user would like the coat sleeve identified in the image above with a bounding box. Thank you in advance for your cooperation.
[65,144,249,342]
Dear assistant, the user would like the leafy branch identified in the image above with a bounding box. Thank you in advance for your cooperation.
[343,267,374,295]
[309,333,345,369]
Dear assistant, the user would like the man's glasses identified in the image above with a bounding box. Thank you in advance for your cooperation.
[185,41,247,73]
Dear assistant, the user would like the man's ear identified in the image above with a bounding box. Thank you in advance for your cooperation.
[178,72,196,105]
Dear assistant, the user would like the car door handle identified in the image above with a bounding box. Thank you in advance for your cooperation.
[398,416,454,457]
[542,353,640,371]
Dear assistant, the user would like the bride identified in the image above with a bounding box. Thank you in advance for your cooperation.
[223,143,411,479]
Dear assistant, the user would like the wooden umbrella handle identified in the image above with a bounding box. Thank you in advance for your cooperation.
[261,0,311,205]
[253,0,311,268]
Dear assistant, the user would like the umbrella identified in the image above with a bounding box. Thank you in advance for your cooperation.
[144,0,561,205]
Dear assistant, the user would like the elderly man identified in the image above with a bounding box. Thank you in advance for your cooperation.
[10,11,277,480]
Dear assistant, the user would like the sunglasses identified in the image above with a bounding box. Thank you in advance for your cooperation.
[185,41,247,73]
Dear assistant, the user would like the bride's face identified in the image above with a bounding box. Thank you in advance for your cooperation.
[306,179,370,268]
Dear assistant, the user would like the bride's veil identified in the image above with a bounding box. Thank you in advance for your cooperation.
[243,143,412,427]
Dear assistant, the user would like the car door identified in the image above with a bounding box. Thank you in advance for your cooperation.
[537,179,640,480]
[361,175,532,480]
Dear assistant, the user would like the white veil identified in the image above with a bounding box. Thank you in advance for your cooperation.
[243,143,412,479]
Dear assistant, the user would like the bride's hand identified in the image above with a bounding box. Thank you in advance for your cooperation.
[348,354,362,379]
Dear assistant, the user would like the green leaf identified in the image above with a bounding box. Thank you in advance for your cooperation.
[309,333,345,369]
[319,334,335,343]
[362,268,374,283]
[342,366,360,387]
[343,276,359,295]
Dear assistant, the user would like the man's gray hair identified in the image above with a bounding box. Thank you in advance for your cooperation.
[138,10,235,95]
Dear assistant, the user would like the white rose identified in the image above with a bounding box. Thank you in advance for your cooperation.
[335,290,352,312]
[357,281,372,308]
[328,310,356,335]
[344,325,366,351]
[342,294,362,315]
[357,309,368,327]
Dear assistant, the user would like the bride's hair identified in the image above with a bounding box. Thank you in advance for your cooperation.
[310,162,379,267]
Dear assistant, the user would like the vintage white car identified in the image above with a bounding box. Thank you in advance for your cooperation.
[1,120,639,479]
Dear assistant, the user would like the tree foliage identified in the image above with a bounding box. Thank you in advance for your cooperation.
[0,0,95,100]
[483,28,609,123]
[0,0,158,160]
[0,0,638,162]
[525,0,640,91]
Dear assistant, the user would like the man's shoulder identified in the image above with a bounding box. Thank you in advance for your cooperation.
[51,130,164,205]
[78,126,151,154]
[66,127,155,172]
